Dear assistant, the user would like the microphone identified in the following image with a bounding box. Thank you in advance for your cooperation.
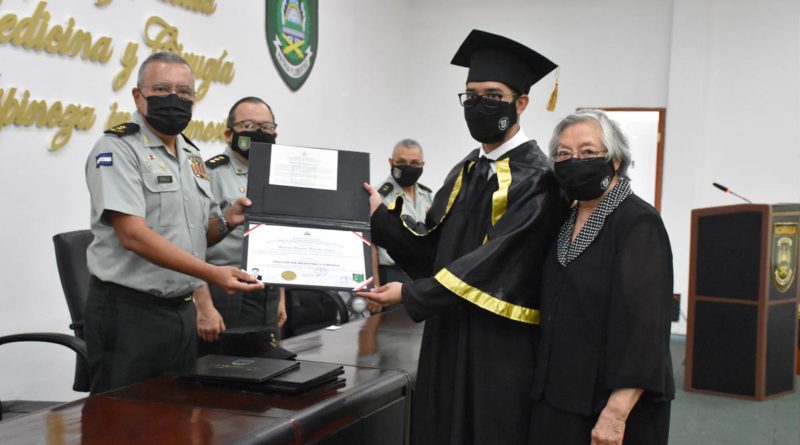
[712,182,752,204]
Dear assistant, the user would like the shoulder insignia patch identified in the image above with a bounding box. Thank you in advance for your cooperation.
[378,182,394,197]
[205,154,230,169]
[104,123,140,137]
[418,183,432,193]
[181,133,200,151]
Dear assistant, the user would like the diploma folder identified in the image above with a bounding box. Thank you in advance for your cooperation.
[232,362,345,395]
[181,354,300,384]
[243,143,373,291]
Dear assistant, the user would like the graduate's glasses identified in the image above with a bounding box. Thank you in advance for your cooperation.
[233,120,278,133]
[458,93,518,109]
[554,147,607,162]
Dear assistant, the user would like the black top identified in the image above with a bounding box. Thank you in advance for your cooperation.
[371,140,565,445]
[531,193,676,416]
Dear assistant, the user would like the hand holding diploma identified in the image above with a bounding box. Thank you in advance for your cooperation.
[356,282,404,307]
[363,182,382,216]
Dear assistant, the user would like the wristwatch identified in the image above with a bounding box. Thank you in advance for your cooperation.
[218,215,230,234]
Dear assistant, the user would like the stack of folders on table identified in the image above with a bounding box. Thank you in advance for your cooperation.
[178,355,346,396]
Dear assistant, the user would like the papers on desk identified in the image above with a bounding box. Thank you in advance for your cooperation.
[180,355,299,384]
[178,355,345,396]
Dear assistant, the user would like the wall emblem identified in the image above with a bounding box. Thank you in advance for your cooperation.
[266,0,318,91]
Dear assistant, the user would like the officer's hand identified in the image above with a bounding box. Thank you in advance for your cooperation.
[356,282,403,306]
[209,266,264,294]
[362,183,382,216]
[277,297,287,327]
[225,197,252,228]
[197,304,226,342]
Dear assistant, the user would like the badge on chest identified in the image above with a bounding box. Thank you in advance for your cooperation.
[188,154,209,180]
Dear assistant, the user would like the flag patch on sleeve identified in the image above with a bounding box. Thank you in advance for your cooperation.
[96,152,113,167]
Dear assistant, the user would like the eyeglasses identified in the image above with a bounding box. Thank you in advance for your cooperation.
[392,160,424,168]
[139,83,196,100]
[554,147,607,162]
[458,92,519,109]
[232,120,278,133]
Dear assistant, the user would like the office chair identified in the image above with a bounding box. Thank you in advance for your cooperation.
[52,230,93,392]
[0,230,93,421]
[281,288,350,338]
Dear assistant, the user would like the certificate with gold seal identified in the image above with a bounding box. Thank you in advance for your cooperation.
[244,223,370,290]
[242,141,374,291]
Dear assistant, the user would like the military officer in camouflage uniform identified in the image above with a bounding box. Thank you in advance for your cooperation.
[376,139,434,285]
[84,53,262,394]
[195,97,286,353]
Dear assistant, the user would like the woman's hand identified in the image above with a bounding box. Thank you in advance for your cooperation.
[591,409,626,445]
[591,388,643,445]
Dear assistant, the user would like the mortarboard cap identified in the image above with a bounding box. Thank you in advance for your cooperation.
[451,29,560,109]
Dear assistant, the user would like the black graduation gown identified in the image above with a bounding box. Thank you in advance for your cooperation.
[371,141,565,445]
[529,194,675,445]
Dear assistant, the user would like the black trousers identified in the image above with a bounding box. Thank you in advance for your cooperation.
[197,285,280,356]
[84,277,196,394]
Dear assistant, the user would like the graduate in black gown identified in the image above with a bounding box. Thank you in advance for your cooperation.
[357,30,566,445]
[529,110,675,445]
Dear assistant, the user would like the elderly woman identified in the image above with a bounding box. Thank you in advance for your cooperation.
[529,110,674,445]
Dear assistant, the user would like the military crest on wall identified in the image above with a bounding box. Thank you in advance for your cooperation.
[266,0,318,91]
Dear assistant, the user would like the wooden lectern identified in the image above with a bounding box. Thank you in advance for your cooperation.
[685,204,800,400]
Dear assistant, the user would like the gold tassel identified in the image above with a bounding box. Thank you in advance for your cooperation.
[546,66,560,112]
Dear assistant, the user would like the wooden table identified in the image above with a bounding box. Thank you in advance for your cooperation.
[282,307,424,384]
[0,309,425,444]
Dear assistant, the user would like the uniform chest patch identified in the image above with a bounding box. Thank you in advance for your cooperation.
[188,154,209,180]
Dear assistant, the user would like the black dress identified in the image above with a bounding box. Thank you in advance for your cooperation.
[529,186,675,445]
[371,141,565,445]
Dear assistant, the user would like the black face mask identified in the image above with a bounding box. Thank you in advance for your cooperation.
[391,164,423,187]
[464,99,518,143]
[230,130,276,159]
[553,157,616,201]
[143,94,193,136]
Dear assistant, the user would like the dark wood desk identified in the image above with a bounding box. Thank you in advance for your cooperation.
[282,307,424,384]
[0,310,424,444]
